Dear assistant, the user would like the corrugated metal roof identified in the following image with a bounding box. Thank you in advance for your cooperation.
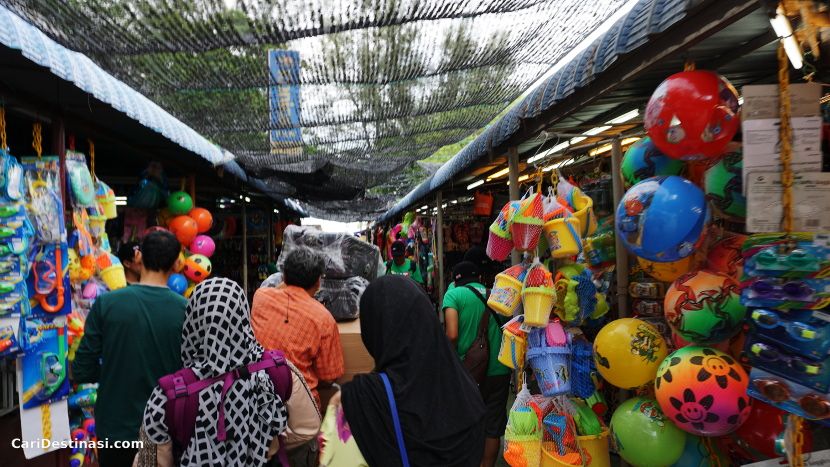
[0,5,232,168]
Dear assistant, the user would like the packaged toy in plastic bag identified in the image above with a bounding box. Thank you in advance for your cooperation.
[504,383,542,467]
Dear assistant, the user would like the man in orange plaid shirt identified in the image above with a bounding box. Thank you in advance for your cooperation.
[252,246,344,466]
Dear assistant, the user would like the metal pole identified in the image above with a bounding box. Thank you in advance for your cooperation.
[242,201,248,294]
[436,191,445,317]
[610,137,630,318]
[508,147,521,265]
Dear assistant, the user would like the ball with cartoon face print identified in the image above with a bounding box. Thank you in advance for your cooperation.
[655,346,750,436]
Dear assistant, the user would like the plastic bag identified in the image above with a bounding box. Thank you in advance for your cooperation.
[504,383,542,467]
[278,225,381,281]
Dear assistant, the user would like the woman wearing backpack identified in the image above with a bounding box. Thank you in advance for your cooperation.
[133,277,320,466]
[320,275,486,467]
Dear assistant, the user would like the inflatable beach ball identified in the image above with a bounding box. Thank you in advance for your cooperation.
[167,191,194,216]
[637,255,695,283]
[616,176,709,262]
[706,233,746,279]
[621,137,684,187]
[611,397,686,467]
[594,318,668,389]
[184,254,212,283]
[645,70,740,161]
[664,270,746,345]
[704,149,745,220]
[655,346,750,436]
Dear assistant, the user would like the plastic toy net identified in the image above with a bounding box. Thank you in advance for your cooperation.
[0,0,628,219]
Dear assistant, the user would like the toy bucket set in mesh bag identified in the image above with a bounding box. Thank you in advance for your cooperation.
[486,190,546,262]
[541,177,598,259]
[504,383,610,467]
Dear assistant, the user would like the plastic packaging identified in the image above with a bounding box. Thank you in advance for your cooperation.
[315,276,370,321]
[278,225,382,281]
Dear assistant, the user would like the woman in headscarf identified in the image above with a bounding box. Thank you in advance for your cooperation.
[134,277,320,467]
[320,275,486,467]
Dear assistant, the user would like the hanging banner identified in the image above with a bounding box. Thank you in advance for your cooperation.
[268,50,303,158]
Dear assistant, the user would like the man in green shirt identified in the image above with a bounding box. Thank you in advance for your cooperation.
[386,239,424,285]
[442,261,510,467]
[74,231,186,467]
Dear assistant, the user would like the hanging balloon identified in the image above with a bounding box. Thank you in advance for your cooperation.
[706,233,746,279]
[638,255,695,283]
[616,176,709,262]
[704,149,745,220]
[189,235,216,257]
[621,137,685,187]
[593,318,669,389]
[184,283,196,299]
[167,273,188,295]
[664,270,746,345]
[655,346,751,436]
[610,397,686,467]
[184,254,212,283]
[174,251,186,273]
[189,207,214,234]
[167,191,194,215]
[168,216,199,246]
[645,70,740,161]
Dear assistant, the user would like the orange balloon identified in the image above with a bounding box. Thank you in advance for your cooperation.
[189,207,214,234]
[168,216,198,246]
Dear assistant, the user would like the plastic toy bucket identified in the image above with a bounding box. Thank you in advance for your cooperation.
[576,429,610,467]
[505,438,542,467]
[89,215,107,239]
[498,328,527,369]
[487,229,514,261]
[523,287,555,327]
[528,346,571,396]
[543,218,582,259]
[489,273,523,316]
[572,194,597,237]
[541,445,581,467]
[100,265,127,290]
[512,222,543,252]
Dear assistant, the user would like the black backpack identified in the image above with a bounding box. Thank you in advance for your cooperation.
[461,285,501,385]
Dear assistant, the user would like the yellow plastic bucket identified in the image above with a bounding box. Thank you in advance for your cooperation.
[498,328,527,369]
[489,273,524,316]
[572,194,597,237]
[542,218,582,258]
[540,429,610,467]
[522,288,554,327]
[100,265,127,290]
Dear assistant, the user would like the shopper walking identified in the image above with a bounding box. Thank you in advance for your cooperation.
[443,261,511,467]
[252,246,344,466]
[320,275,485,467]
[73,231,186,467]
[135,277,320,467]
[385,239,424,285]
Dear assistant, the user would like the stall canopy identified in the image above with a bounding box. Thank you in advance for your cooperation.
[0,0,633,220]
[377,0,774,224]
[0,3,309,216]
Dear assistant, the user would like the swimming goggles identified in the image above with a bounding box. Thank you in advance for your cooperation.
[750,309,823,341]
[754,247,819,272]
[749,342,822,375]
[753,378,830,419]
[750,279,814,301]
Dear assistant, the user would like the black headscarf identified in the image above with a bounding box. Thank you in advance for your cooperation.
[342,276,485,467]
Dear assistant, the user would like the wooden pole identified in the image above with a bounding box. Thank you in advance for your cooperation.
[242,201,248,295]
[436,191,445,317]
[610,137,630,318]
[508,147,520,265]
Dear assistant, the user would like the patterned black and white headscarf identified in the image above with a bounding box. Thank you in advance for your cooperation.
[142,277,288,466]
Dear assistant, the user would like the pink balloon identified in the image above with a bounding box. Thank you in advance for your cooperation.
[189,235,216,257]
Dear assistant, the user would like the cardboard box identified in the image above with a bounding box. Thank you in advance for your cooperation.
[336,318,374,384]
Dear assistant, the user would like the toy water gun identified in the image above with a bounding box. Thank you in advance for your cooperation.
[70,427,87,467]
[68,384,97,410]
[67,312,85,361]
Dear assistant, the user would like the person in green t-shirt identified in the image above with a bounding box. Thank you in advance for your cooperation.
[386,240,424,285]
[442,261,509,467]
[73,231,187,467]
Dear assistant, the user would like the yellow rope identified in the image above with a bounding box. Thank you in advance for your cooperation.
[41,404,51,450]
[778,43,794,232]
[88,139,95,181]
[788,415,805,467]
[0,107,7,151]
[702,436,722,467]
[683,59,696,71]
[32,122,43,158]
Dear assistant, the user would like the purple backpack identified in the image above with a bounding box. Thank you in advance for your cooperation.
[158,349,293,464]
